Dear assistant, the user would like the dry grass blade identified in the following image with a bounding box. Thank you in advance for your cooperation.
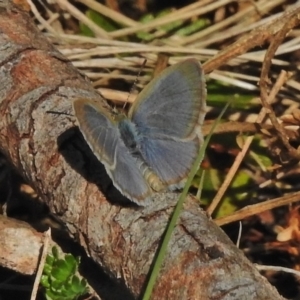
[180,0,283,45]
[30,229,51,300]
[27,0,57,33]
[203,2,300,73]
[76,0,138,27]
[56,0,110,38]
[107,0,234,38]
[215,191,300,226]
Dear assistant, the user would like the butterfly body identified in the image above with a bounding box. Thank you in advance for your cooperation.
[118,118,165,192]
[118,119,140,153]
[73,59,206,205]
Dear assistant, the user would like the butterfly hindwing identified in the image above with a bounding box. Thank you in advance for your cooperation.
[73,99,153,204]
[139,135,201,188]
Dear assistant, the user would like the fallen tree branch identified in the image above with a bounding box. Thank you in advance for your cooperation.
[0,3,285,299]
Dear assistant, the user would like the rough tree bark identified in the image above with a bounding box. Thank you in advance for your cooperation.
[0,4,285,300]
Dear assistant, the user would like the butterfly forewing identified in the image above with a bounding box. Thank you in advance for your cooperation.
[129,59,206,140]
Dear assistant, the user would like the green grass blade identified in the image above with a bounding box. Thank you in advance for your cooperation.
[142,101,231,300]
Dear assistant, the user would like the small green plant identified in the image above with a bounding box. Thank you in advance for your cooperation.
[41,246,89,300]
[79,9,120,37]
[137,9,209,41]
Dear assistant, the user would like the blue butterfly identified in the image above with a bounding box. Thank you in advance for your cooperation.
[73,59,206,205]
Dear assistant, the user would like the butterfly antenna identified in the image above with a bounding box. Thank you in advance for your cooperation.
[123,59,147,110]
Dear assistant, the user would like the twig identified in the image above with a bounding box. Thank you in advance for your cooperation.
[256,264,300,278]
[203,3,300,74]
[180,0,278,45]
[259,12,300,160]
[30,228,51,300]
[27,0,57,34]
[214,191,300,226]
[55,0,110,38]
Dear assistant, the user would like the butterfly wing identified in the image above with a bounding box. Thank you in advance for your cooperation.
[128,59,206,187]
[138,137,200,189]
[73,98,153,204]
